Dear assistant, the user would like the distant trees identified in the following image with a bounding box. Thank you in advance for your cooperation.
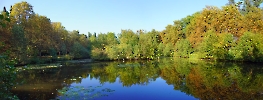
[1,2,92,64]
[2,0,263,63]
[168,3,263,62]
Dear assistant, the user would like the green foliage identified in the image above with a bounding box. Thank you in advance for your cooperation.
[212,33,234,60]
[157,43,165,57]
[118,30,139,59]
[163,42,174,57]
[174,39,193,58]
[106,32,118,46]
[0,56,18,99]
[229,32,263,61]
[137,30,159,59]
[90,32,118,60]
[2,0,263,64]
[91,48,108,60]
[10,1,35,24]
[49,48,57,61]
[0,7,19,99]
[105,45,119,60]
[71,42,89,59]
[10,24,27,64]
[197,30,218,59]
[0,10,10,28]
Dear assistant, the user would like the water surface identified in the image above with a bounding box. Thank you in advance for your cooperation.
[11,59,263,100]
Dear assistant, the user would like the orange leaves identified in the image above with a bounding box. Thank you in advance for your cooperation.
[243,6,263,34]
[185,5,263,46]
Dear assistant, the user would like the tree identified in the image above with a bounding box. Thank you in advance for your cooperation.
[106,32,118,46]
[197,30,219,59]
[136,30,160,59]
[51,22,68,55]
[157,43,165,58]
[10,24,27,64]
[186,5,244,47]
[105,45,119,60]
[174,39,193,58]
[160,24,179,45]
[118,29,139,59]
[243,6,263,34]
[229,32,263,61]
[0,9,12,54]
[0,7,19,99]
[212,33,234,60]
[105,32,119,60]
[219,5,244,37]
[25,14,54,56]
[67,30,80,54]
[163,42,174,57]
[10,1,34,25]
[71,42,89,59]
[0,7,11,28]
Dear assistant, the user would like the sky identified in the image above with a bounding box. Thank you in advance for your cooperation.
[0,0,229,35]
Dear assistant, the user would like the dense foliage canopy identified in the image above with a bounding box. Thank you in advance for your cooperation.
[1,0,263,64]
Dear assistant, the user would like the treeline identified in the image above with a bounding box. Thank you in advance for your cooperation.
[91,0,263,62]
[1,0,263,64]
[0,2,91,64]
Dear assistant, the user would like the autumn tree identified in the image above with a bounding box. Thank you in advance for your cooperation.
[25,14,54,56]
[10,1,34,25]
[186,5,244,47]
[51,22,68,55]
[243,6,263,34]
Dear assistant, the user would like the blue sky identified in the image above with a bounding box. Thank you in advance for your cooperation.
[0,0,228,34]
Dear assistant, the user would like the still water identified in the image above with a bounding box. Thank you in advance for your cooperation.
[10,58,263,100]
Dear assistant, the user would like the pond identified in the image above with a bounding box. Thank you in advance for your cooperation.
[10,58,263,100]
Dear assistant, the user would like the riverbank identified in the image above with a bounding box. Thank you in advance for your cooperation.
[14,54,263,68]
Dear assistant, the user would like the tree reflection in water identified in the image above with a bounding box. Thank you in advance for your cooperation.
[12,59,263,99]
[89,59,263,99]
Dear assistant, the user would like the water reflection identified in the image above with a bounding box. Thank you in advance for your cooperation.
[11,63,92,100]
[11,59,263,100]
